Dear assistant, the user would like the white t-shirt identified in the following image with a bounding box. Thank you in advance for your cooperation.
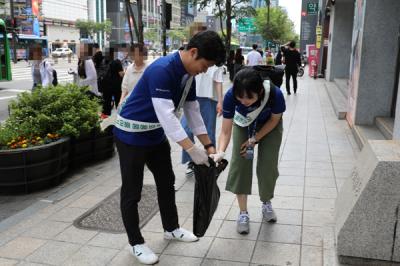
[121,62,148,93]
[247,50,262,66]
[195,65,223,101]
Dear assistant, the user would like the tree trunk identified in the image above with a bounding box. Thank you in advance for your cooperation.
[137,0,144,44]
[225,0,232,60]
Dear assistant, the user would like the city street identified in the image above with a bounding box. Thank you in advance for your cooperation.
[0,72,359,265]
[0,58,77,122]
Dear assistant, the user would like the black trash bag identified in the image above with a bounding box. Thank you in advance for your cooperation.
[193,158,228,237]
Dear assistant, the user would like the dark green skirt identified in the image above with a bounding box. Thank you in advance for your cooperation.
[225,121,283,202]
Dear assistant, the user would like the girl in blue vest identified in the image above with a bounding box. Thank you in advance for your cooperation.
[211,68,286,235]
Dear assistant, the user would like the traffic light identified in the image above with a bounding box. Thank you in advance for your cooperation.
[166,3,172,30]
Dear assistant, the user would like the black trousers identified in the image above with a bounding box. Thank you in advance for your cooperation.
[115,137,179,246]
[102,88,121,115]
[285,69,298,94]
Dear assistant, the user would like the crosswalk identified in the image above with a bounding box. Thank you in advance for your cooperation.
[11,59,77,84]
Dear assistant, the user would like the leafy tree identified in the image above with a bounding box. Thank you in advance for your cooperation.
[167,27,190,48]
[185,0,255,58]
[254,6,298,44]
[75,19,112,40]
[144,29,158,44]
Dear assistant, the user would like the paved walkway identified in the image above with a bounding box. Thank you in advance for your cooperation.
[0,73,359,265]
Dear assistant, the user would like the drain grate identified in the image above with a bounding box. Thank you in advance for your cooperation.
[74,185,158,233]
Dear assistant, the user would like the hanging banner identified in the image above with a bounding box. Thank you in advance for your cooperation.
[308,44,319,78]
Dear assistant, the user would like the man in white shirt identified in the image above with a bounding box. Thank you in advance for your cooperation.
[181,65,224,176]
[246,44,263,66]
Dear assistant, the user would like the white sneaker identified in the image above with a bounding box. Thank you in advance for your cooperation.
[185,162,194,178]
[132,244,159,265]
[237,213,250,234]
[164,227,199,242]
[262,201,277,223]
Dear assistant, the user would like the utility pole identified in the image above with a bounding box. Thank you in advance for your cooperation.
[161,0,166,56]
[266,0,270,50]
[125,1,134,45]
[10,0,17,63]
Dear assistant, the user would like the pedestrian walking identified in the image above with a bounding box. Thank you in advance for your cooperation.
[30,44,54,90]
[211,67,285,235]
[77,43,100,97]
[282,41,301,95]
[227,50,235,82]
[113,30,225,265]
[119,43,148,106]
[181,64,224,177]
[101,47,124,118]
[274,46,285,66]
[246,44,263,66]
[233,48,244,77]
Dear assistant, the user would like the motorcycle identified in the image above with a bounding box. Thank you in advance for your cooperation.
[297,63,305,77]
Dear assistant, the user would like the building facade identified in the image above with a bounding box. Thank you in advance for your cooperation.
[251,0,279,9]
[42,0,88,52]
[300,0,319,54]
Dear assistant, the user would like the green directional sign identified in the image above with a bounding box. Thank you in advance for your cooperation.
[307,2,318,15]
[238,18,256,33]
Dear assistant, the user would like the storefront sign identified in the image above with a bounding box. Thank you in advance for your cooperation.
[308,44,319,78]
[307,2,318,15]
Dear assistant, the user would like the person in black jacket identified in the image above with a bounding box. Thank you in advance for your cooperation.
[275,46,285,66]
[282,41,301,95]
[101,47,125,117]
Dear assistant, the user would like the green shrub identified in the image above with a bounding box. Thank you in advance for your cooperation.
[0,84,101,149]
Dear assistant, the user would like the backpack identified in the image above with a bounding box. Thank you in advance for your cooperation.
[238,65,284,88]
[96,58,110,93]
[52,69,58,86]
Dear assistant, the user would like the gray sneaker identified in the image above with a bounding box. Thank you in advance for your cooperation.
[237,213,250,234]
[262,202,277,223]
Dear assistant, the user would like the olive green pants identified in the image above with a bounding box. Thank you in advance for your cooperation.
[225,121,283,202]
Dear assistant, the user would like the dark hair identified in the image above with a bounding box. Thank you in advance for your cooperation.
[92,50,104,68]
[234,48,243,62]
[178,46,185,51]
[289,41,296,48]
[252,44,258,50]
[78,58,86,78]
[186,30,226,66]
[233,68,264,100]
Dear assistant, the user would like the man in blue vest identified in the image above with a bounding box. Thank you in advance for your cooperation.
[114,31,225,265]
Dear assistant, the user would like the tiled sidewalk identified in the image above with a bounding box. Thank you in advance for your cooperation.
[0,74,359,265]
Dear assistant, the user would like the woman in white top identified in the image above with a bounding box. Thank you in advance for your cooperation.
[30,44,54,89]
[77,43,100,96]
[119,44,148,106]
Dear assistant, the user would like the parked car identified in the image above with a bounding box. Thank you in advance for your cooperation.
[52,48,73,57]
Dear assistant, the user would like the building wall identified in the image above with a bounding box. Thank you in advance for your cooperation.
[41,0,88,51]
[350,0,400,125]
[325,0,354,81]
[46,24,80,46]
[42,0,88,22]
[167,0,181,27]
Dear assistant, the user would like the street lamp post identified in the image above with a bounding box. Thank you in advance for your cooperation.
[10,0,17,63]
